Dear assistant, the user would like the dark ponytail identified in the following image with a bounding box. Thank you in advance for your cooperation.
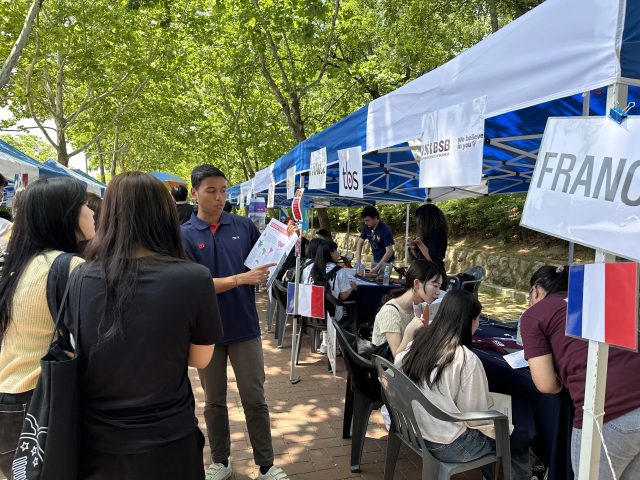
[381,259,445,305]
[530,265,569,296]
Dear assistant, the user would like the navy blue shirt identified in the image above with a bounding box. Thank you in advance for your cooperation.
[360,221,395,263]
[181,211,261,345]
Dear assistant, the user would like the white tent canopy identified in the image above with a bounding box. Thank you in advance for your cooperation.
[366,0,630,153]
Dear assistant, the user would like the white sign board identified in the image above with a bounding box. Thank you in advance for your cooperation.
[239,193,244,208]
[419,96,485,188]
[287,167,296,199]
[267,182,275,208]
[309,147,327,190]
[338,146,363,198]
[327,314,337,380]
[521,116,640,262]
[245,219,297,288]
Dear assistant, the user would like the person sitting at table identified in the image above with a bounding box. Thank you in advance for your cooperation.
[521,265,640,479]
[371,259,444,358]
[407,203,449,288]
[395,289,532,479]
[303,241,356,353]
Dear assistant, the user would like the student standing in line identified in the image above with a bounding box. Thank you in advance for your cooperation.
[355,205,395,275]
[315,229,328,240]
[181,165,288,480]
[0,177,94,477]
[72,172,223,479]
[172,184,195,224]
[521,265,640,479]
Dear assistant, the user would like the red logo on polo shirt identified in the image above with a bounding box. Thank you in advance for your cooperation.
[198,243,205,249]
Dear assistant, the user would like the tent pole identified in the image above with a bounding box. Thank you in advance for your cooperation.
[578,84,627,480]
[346,202,351,256]
[404,203,410,268]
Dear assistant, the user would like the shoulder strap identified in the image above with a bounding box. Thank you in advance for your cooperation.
[46,253,76,320]
[382,301,400,313]
[327,265,342,281]
[48,262,86,353]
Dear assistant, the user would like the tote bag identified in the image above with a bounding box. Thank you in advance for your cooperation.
[12,263,86,480]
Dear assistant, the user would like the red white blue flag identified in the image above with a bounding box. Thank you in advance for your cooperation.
[287,283,325,319]
[567,263,638,350]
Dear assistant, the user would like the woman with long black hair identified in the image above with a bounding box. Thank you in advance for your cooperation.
[371,259,444,358]
[71,172,224,479]
[303,241,356,352]
[0,177,95,477]
[408,204,449,283]
[396,289,532,479]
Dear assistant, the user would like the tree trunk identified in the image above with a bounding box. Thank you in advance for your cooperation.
[0,0,43,88]
[95,139,106,183]
[316,207,332,240]
[490,1,499,33]
[110,126,120,178]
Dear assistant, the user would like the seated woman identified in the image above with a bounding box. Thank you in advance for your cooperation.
[305,241,357,352]
[396,289,532,479]
[299,238,325,282]
[522,266,640,479]
[371,259,444,358]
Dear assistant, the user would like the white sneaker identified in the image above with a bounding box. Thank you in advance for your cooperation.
[206,462,233,480]
[319,343,327,354]
[257,466,289,480]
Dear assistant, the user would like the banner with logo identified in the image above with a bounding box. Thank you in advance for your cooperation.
[267,182,275,208]
[338,146,363,198]
[521,116,640,261]
[419,96,486,188]
[309,147,327,190]
[287,167,296,199]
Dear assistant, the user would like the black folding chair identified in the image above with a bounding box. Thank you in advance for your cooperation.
[332,318,383,473]
[372,355,511,480]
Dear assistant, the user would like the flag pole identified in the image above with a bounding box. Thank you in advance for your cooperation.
[578,84,626,480]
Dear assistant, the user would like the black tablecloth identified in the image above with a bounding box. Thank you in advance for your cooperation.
[474,322,575,480]
[350,283,400,326]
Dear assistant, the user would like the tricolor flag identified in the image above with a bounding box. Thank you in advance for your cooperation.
[287,283,325,319]
[567,263,638,350]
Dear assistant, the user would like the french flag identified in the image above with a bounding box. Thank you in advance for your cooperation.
[567,263,638,350]
[287,283,325,319]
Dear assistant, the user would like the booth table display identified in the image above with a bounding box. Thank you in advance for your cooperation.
[474,322,574,480]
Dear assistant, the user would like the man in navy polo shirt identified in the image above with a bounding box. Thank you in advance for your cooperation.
[181,165,286,480]
[355,205,395,274]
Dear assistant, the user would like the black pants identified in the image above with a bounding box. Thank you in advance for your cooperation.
[80,428,206,480]
[0,389,34,479]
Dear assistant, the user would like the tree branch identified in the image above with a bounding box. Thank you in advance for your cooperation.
[0,0,44,88]
[298,0,340,99]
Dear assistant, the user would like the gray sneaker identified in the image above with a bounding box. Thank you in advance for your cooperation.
[206,462,233,480]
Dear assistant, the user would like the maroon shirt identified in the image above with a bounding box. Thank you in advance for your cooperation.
[521,291,640,429]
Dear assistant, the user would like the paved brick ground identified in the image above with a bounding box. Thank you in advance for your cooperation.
[191,290,484,480]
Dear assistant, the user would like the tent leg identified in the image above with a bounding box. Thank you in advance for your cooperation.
[346,204,351,256]
[404,203,410,268]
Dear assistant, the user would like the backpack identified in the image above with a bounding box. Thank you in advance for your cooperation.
[354,302,398,361]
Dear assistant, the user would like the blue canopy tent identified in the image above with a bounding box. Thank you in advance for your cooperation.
[43,159,105,197]
[72,169,107,197]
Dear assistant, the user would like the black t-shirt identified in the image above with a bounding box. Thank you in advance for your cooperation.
[410,228,448,271]
[68,259,223,454]
[175,203,194,225]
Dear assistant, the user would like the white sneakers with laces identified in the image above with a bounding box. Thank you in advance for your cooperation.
[258,466,289,480]
[205,462,232,480]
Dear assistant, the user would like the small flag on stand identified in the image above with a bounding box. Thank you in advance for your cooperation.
[287,283,325,319]
[567,263,638,350]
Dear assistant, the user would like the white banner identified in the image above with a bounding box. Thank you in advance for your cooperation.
[338,146,363,198]
[287,166,296,199]
[309,147,327,190]
[267,182,275,208]
[419,96,485,188]
[327,314,337,380]
[239,193,244,208]
[521,116,640,261]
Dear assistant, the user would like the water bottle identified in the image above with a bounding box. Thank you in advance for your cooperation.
[516,310,525,346]
[383,265,391,285]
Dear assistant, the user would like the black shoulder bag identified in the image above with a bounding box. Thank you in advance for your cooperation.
[12,262,86,480]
